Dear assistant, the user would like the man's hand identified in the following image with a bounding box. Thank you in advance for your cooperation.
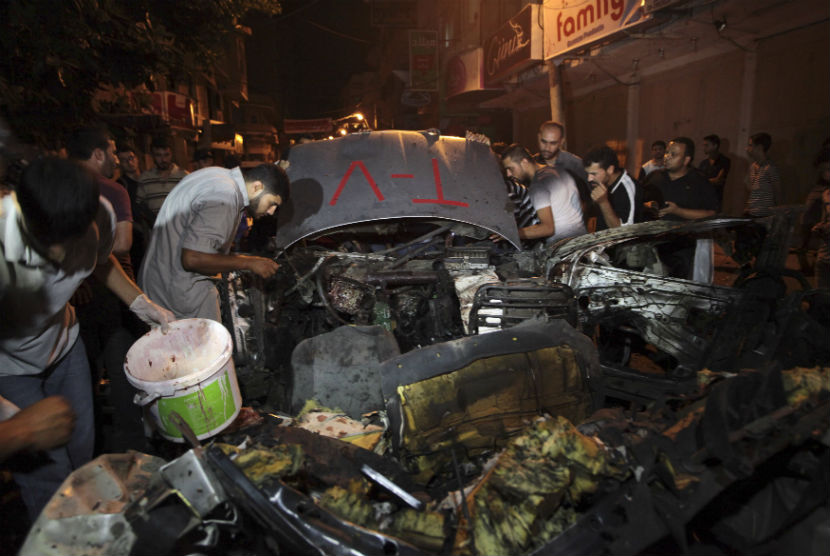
[590,183,608,203]
[130,294,175,333]
[658,201,678,218]
[11,397,75,453]
[465,130,491,146]
[246,256,280,279]
[182,249,280,280]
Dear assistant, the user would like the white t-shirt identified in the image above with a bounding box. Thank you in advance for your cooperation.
[528,166,586,244]
[0,196,115,376]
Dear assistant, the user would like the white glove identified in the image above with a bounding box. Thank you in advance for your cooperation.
[129,294,175,333]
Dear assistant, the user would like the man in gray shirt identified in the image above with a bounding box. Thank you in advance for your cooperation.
[535,120,588,182]
[139,164,289,321]
[535,120,590,213]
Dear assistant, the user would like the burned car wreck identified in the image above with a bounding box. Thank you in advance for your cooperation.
[21,130,830,555]
[229,130,828,410]
[541,216,830,403]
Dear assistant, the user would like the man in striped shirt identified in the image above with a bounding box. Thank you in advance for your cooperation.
[744,132,779,217]
[472,134,539,247]
[501,144,586,245]
[505,175,539,230]
[136,136,188,223]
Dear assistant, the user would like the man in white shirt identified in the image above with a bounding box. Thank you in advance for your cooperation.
[501,144,586,244]
[637,140,666,183]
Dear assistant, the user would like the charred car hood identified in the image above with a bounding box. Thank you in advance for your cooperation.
[276,130,521,249]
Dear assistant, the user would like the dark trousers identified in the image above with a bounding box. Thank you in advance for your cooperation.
[0,338,94,520]
[76,283,147,453]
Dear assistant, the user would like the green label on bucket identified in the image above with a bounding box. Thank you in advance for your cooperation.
[157,373,236,438]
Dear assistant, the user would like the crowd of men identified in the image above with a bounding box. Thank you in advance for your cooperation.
[492,122,815,246]
[490,121,828,284]
[498,122,729,244]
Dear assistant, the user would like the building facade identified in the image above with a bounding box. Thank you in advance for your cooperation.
[367,0,828,214]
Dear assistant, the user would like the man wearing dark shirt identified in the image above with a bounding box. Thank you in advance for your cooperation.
[583,146,640,231]
[116,143,141,207]
[646,137,719,222]
[644,137,719,281]
[117,142,152,274]
[698,134,730,208]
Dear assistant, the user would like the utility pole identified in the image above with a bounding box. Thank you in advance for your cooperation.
[547,59,565,125]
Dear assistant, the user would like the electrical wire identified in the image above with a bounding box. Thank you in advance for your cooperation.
[387,236,444,270]
[373,222,454,256]
[589,58,639,87]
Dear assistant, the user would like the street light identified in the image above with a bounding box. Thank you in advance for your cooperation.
[332,112,370,136]
[335,112,364,123]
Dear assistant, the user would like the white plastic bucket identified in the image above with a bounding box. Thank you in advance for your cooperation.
[124,318,241,443]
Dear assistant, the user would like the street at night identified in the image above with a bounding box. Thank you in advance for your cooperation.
[1,1,829,555]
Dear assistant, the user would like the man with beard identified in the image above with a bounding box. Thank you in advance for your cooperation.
[535,121,586,179]
[501,143,586,245]
[644,137,718,281]
[583,145,640,231]
[647,137,718,222]
[535,121,590,220]
[139,163,289,321]
[67,127,147,452]
[136,135,188,222]
[68,127,133,273]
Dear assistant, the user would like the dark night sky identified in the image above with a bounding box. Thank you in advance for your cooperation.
[246,0,378,119]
